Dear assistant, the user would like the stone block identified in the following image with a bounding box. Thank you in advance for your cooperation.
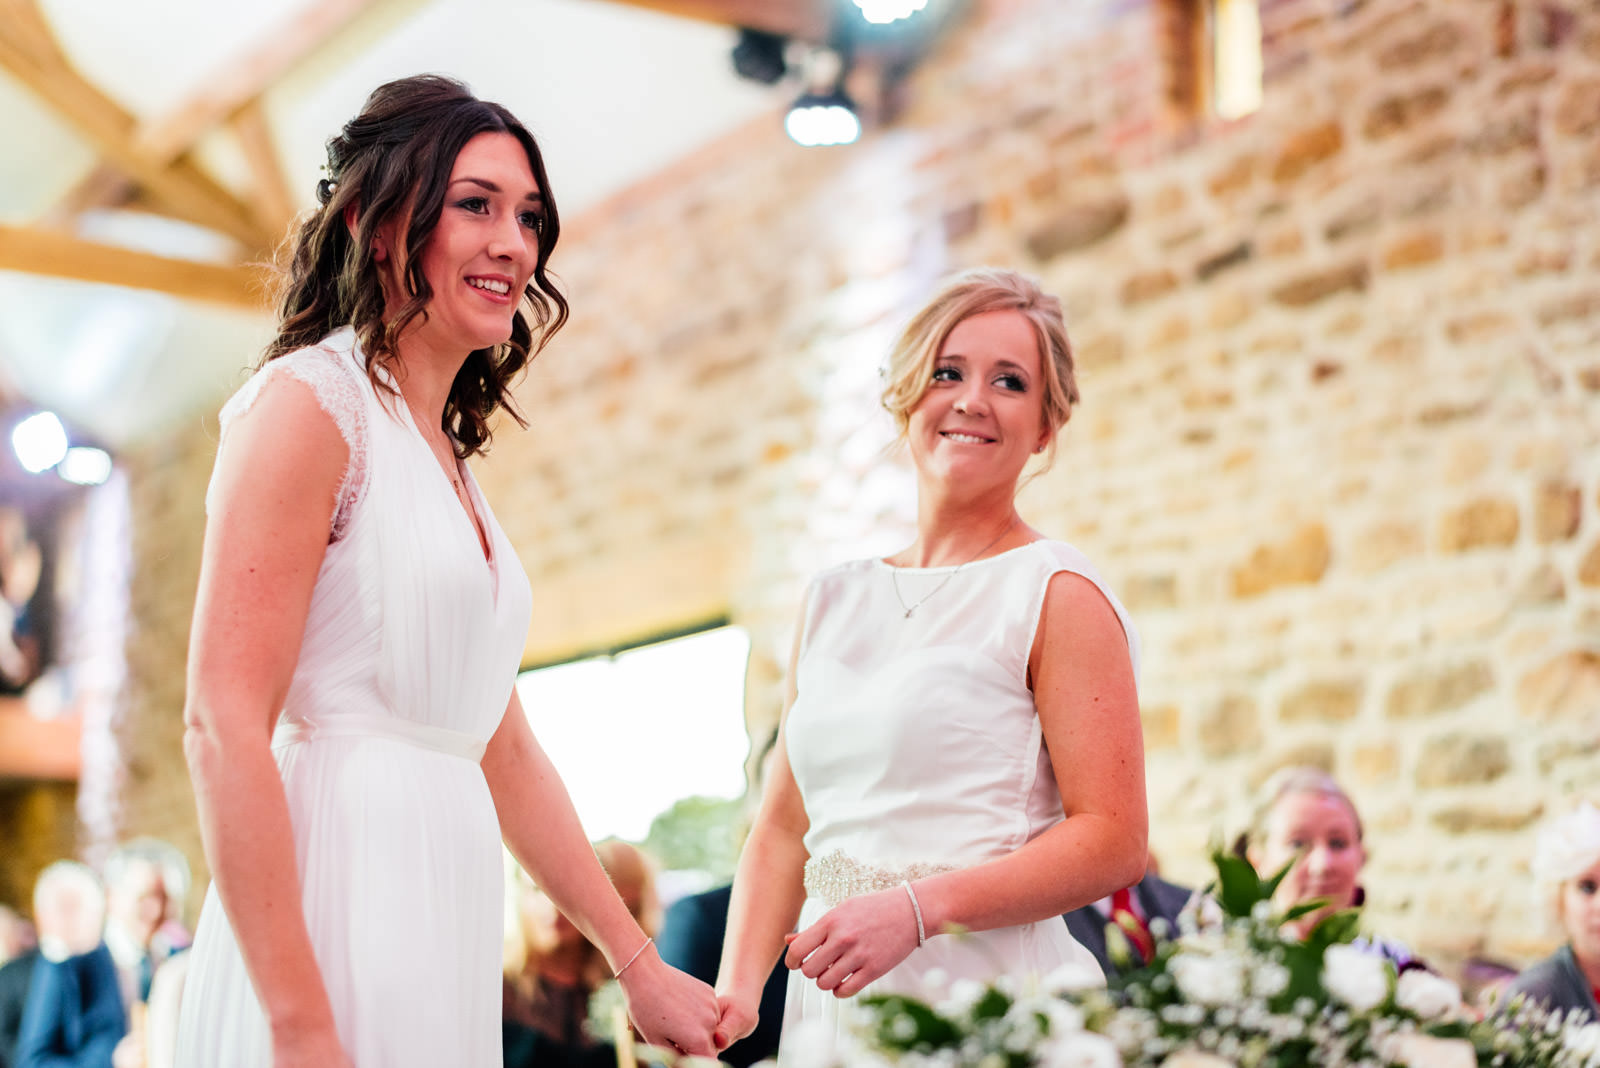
[1516,650,1600,723]
[1537,735,1600,774]
[1207,155,1257,199]
[1384,661,1495,720]
[1536,290,1600,328]
[1278,679,1364,724]
[1142,703,1179,751]
[1193,695,1260,758]
[1579,541,1600,586]
[1249,743,1336,789]
[1230,523,1331,598]
[1207,290,1251,329]
[1123,573,1177,612]
[1415,734,1510,787]
[1436,498,1520,552]
[1382,231,1445,270]
[1120,269,1179,305]
[1429,799,1543,835]
[1350,742,1399,785]
[1534,483,1581,543]
[1271,121,1345,184]
[1196,242,1252,282]
[1376,20,1467,70]
[1554,78,1600,138]
[1025,195,1131,259]
[1270,263,1369,306]
[1363,86,1450,140]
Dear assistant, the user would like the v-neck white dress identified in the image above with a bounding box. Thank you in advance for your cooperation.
[176,327,532,1067]
[781,541,1139,1053]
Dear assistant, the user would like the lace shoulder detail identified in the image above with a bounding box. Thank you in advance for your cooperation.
[214,342,371,541]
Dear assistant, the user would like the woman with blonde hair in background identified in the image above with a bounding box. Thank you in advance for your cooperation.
[713,267,1148,1057]
[1506,800,1600,1020]
[503,841,661,1068]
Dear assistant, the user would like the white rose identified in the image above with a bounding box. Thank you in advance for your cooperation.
[1321,944,1391,1013]
[1381,1033,1476,1068]
[1038,1031,1122,1068]
[1394,969,1462,1020]
[1169,951,1246,1007]
[1161,1051,1237,1068]
[1251,961,1289,999]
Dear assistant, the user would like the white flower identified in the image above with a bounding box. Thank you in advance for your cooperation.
[1564,1022,1600,1057]
[1038,1031,1122,1068]
[1394,969,1462,1020]
[1169,950,1247,1007]
[935,979,987,1017]
[1251,961,1289,999]
[1380,1033,1477,1068]
[1163,1050,1237,1068]
[918,968,950,997]
[1041,961,1105,996]
[1321,944,1391,1013]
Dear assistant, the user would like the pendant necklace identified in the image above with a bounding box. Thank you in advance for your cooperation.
[890,516,1020,619]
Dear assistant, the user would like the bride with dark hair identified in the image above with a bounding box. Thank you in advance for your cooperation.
[176,76,718,1067]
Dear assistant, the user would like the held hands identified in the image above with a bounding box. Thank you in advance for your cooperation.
[783,886,921,999]
[712,992,760,1052]
[616,943,720,1056]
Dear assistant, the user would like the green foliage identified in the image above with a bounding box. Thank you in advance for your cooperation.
[640,794,745,879]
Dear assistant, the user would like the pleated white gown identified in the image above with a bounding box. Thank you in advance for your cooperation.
[176,327,533,1067]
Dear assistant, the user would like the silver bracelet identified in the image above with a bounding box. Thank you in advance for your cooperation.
[615,936,653,978]
[901,880,927,947]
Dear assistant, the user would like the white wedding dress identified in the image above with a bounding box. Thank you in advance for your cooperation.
[781,540,1139,1052]
[175,327,532,1067]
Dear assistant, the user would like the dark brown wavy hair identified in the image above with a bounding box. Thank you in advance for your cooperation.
[264,74,569,458]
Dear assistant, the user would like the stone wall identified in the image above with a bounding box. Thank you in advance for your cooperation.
[108,0,1600,967]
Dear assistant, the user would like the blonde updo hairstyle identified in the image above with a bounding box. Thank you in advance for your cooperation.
[880,268,1080,464]
[1531,800,1600,933]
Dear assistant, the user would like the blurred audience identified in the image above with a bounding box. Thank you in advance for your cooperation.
[503,840,659,1068]
[11,860,125,1068]
[0,909,34,969]
[1506,800,1600,1021]
[1237,766,1422,970]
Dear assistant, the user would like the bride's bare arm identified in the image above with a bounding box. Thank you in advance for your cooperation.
[712,607,810,1047]
[183,378,351,1065]
[483,695,719,1055]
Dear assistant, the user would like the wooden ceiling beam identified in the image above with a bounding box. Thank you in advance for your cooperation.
[231,99,299,242]
[132,0,380,167]
[596,0,833,42]
[0,10,272,249]
[0,224,274,309]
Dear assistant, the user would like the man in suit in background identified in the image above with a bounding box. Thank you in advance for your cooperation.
[10,861,125,1068]
[1064,858,1191,979]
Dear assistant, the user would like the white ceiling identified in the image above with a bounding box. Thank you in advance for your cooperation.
[0,0,787,447]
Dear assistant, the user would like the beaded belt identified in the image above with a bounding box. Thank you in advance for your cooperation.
[803,850,960,907]
[271,712,486,763]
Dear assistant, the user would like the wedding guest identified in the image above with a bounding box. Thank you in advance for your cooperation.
[504,841,660,1068]
[714,267,1147,1056]
[12,861,125,1068]
[174,75,716,1068]
[1063,857,1190,977]
[1239,766,1420,970]
[1506,800,1600,1021]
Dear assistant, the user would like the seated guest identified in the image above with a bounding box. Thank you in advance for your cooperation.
[1237,766,1420,970]
[12,860,126,1068]
[503,840,659,1068]
[1063,852,1190,977]
[1506,800,1600,1021]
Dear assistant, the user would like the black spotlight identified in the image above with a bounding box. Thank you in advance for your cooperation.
[732,28,788,85]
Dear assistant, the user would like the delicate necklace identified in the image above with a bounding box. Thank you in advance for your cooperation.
[890,517,1020,619]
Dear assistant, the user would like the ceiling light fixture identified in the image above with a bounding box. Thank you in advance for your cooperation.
[852,0,930,25]
[785,86,862,147]
[60,446,113,486]
[12,412,68,474]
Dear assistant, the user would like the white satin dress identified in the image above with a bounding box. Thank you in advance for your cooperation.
[175,327,532,1067]
[782,541,1139,1052]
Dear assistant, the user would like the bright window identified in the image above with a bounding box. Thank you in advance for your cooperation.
[515,625,752,842]
[1213,0,1263,120]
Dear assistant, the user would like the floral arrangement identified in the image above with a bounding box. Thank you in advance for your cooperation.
[817,852,1600,1068]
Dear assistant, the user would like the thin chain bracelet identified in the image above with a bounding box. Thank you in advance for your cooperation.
[901,881,927,947]
[615,936,653,978]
